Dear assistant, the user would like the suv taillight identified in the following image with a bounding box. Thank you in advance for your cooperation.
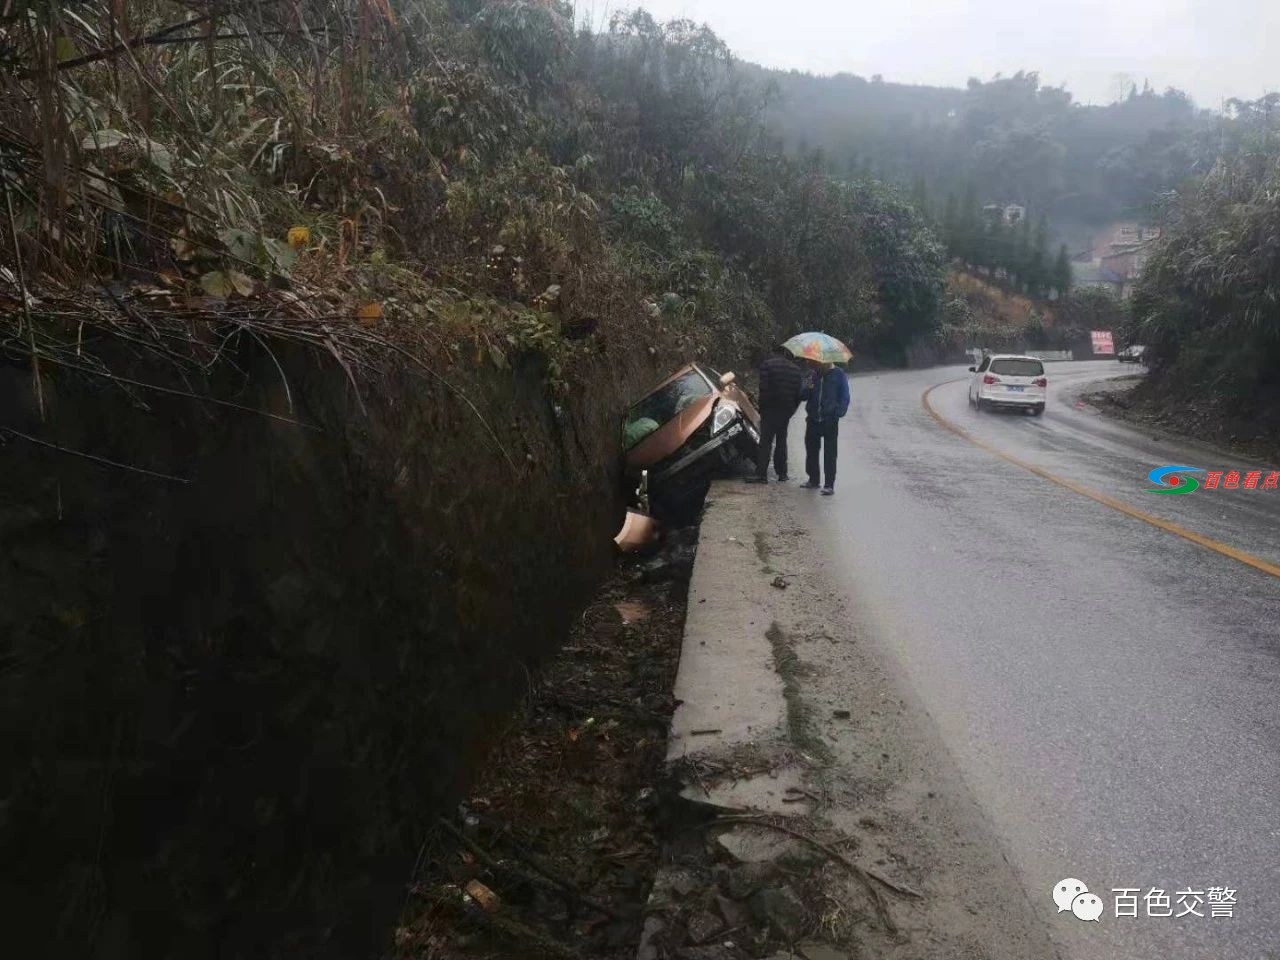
[1034,377,1047,387]
[982,374,999,385]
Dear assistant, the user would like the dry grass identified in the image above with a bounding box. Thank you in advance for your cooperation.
[948,270,1056,329]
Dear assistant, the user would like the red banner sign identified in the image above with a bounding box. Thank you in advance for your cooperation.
[1091,330,1115,355]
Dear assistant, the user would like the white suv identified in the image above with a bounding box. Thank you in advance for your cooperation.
[968,354,1047,415]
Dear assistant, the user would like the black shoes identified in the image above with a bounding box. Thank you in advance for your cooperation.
[743,476,768,484]
[800,480,820,489]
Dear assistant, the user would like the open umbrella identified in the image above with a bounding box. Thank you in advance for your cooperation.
[782,332,853,364]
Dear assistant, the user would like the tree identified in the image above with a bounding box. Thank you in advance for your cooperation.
[1052,244,1072,298]
[1025,214,1049,297]
[911,175,931,221]
[941,193,958,253]
[955,183,979,264]
[843,180,947,362]
[1127,138,1280,415]
[1057,287,1125,340]
[1012,215,1031,288]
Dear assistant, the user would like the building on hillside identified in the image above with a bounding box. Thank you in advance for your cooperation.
[982,202,1027,226]
[1094,222,1160,251]
[1099,242,1158,298]
[1077,221,1162,299]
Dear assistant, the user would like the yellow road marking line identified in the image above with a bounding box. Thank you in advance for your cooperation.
[921,380,1280,580]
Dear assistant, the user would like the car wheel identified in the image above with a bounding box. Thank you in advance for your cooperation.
[1032,404,1045,416]
[734,433,760,463]
[975,397,986,412]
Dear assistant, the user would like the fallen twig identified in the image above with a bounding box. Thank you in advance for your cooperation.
[1,425,190,483]
[784,786,821,802]
[501,832,621,920]
[485,911,583,960]
[707,814,925,934]
[436,817,617,920]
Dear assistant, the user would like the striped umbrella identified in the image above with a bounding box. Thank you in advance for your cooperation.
[782,332,853,364]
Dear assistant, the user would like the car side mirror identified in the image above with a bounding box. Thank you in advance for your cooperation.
[968,366,976,373]
[719,372,736,386]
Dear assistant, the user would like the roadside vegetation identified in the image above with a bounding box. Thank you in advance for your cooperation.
[1104,98,1280,449]
[1,0,950,373]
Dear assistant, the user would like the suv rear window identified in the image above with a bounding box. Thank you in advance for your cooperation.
[989,358,1044,377]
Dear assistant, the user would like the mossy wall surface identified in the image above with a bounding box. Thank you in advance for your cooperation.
[0,330,661,959]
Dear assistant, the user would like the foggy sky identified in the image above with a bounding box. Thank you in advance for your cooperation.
[577,0,1278,108]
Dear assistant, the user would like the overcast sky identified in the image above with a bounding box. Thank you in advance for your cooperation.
[576,0,1278,108]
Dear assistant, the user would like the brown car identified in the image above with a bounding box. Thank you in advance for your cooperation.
[621,363,761,517]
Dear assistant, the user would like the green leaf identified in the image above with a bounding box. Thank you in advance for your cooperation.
[218,228,260,265]
[54,36,79,63]
[262,237,299,276]
[140,138,173,174]
[200,271,235,297]
[80,129,129,151]
[228,271,256,297]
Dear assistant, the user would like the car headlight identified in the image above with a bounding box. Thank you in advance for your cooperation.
[712,401,740,434]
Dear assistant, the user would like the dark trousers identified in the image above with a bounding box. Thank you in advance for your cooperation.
[805,418,839,488]
[756,409,792,479]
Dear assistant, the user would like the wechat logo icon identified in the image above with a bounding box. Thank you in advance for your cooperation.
[1054,878,1103,921]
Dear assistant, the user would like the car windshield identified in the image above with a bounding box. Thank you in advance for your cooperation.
[990,358,1044,377]
[623,369,714,450]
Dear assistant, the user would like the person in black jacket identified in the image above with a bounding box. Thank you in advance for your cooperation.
[745,345,804,483]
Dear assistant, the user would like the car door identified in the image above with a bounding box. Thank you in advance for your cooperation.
[970,355,990,401]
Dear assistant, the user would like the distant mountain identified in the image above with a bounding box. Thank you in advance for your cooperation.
[745,66,1219,228]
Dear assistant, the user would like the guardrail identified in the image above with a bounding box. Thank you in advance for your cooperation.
[964,348,1075,363]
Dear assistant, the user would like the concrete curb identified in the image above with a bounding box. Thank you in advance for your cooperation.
[664,481,813,814]
[638,481,821,960]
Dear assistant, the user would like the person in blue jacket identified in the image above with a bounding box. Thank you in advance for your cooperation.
[798,361,850,495]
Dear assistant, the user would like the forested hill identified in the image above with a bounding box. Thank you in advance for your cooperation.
[751,67,1225,228]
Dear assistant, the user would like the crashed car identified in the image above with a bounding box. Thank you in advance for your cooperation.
[619,363,760,524]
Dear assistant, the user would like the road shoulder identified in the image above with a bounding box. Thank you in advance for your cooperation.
[645,480,1061,959]
[1066,372,1280,471]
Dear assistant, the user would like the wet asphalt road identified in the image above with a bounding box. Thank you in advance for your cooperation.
[787,361,1280,960]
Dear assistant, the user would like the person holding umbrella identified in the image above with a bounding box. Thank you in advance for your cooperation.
[782,333,852,496]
